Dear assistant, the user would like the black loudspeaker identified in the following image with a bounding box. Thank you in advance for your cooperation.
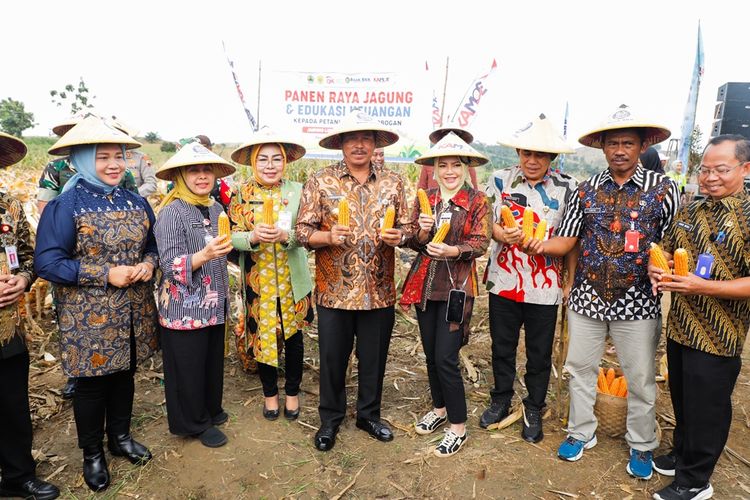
[712,82,750,139]
[717,82,750,102]
[716,119,750,138]
[714,101,750,122]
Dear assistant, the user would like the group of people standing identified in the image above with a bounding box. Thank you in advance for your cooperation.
[0,102,747,500]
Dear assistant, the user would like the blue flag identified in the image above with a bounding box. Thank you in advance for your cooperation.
[677,23,704,173]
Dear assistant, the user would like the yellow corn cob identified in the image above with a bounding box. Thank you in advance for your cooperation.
[381,205,395,234]
[673,248,690,276]
[649,243,672,282]
[431,222,450,244]
[218,212,231,242]
[500,205,517,228]
[262,198,274,225]
[338,198,349,227]
[534,219,548,241]
[417,189,432,216]
[522,207,535,242]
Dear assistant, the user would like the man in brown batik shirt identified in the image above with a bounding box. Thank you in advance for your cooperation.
[296,112,412,451]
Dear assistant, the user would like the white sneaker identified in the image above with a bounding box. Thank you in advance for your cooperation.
[434,429,467,457]
[415,411,448,435]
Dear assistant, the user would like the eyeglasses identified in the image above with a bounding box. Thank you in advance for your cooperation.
[697,162,746,177]
[256,157,284,168]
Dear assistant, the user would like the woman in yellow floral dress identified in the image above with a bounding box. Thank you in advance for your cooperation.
[228,128,313,420]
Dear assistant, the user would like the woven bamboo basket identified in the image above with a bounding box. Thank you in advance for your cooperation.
[594,390,627,437]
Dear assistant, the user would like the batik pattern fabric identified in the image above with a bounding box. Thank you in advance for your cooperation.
[483,166,578,305]
[36,156,138,201]
[34,181,158,377]
[0,193,35,346]
[155,200,230,330]
[296,161,414,310]
[662,192,750,356]
[229,181,313,370]
[400,187,491,344]
[557,166,680,321]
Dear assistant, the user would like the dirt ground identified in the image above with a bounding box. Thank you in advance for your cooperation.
[20,256,750,500]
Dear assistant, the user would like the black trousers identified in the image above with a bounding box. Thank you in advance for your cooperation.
[258,331,303,398]
[161,324,225,436]
[416,301,467,424]
[317,305,394,427]
[488,294,558,411]
[73,338,137,449]
[667,338,741,487]
[0,351,36,484]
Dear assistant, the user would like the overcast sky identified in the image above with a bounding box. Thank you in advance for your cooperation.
[4,0,749,150]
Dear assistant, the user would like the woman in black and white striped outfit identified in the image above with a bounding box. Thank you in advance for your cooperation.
[154,142,235,448]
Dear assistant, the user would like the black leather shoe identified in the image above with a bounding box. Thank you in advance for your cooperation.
[355,418,394,442]
[212,411,229,426]
[0,477,60,500]
[263,406,280,421]
[61,377,77,400]
[108,433,152,465]
[314,424,338,451]
[284,406,300,420]
[479,400,510,429]
[521,405,544,443]
[83,445,110,492]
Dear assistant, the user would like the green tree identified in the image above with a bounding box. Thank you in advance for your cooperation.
[144,131,160,143]
[160,141,177,152]
[0,98,36,137]
[686,125,704,177]
[50,78,95,115]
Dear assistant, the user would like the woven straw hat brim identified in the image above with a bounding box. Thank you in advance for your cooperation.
[231,130,306,165]
[498,114,576,154]
[156,143,236,181]
[319,129,399,150]
[0,132,27,168]
[415,132,488,167]
[578,105,671,148]
[318,112,399,150]
[48,116,141,156]
[428,126,474,145]
[578,125,671,148]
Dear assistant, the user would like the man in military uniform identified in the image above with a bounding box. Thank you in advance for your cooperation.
[0,131,60,500]
[110,116,157,197]
[124,149,157,197]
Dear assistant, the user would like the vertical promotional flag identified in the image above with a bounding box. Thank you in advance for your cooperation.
[451,58,498,128]
[426,60,443,129]
[558,101,569,173]
[677,23,704,172]
[223,41,259,131]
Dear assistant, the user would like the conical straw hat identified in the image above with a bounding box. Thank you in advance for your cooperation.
[156,142,236,181]
[52,116,83,137]
[52,113,132,138]
[498,113,576,154]
[231,127,306,165]
[428,123,474,145]
[0,132,27,168]
[48,115,141,156]
[578,104,671,148]
[415,132,488,167]
[318,111,399,150]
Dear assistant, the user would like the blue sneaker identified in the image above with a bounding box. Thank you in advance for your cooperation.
[627,448,653,480]
[557,435,597,461]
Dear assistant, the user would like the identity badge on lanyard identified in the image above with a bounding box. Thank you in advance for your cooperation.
[4,246,19,270]
[439,210,452,227]
[624,211,640,253]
